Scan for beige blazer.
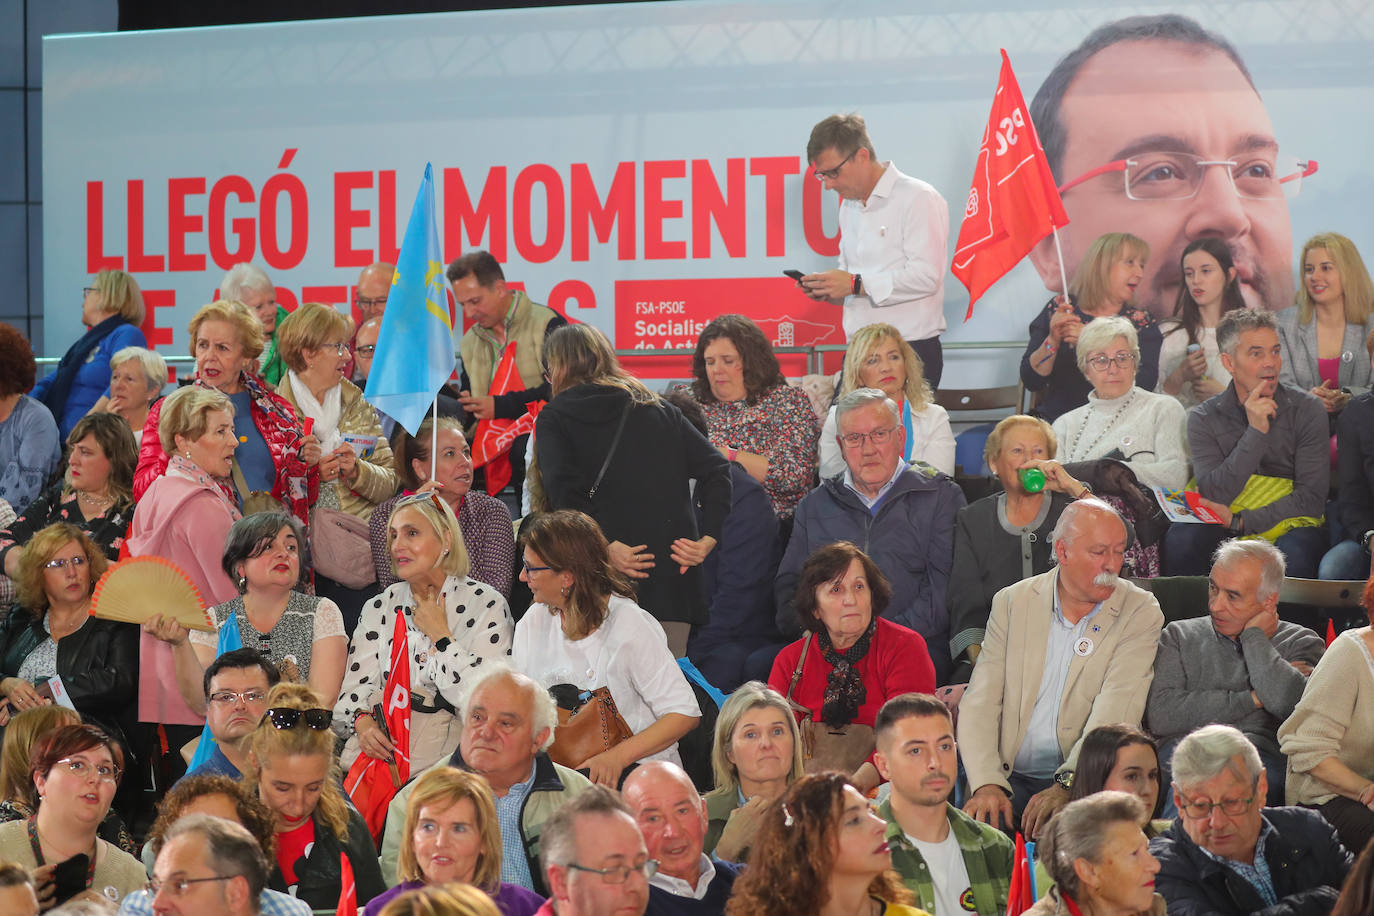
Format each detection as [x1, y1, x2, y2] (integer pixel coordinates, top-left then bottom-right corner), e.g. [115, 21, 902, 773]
[957, 569, 1164, 794]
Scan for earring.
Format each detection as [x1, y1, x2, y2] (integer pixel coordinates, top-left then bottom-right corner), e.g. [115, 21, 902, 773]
[560, 586, 569, 598]
[237, 575, 247, 591]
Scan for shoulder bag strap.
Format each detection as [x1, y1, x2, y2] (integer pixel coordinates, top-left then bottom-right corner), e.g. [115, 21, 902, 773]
[587, 400, 633, 500]
[785, 631, 814, 702]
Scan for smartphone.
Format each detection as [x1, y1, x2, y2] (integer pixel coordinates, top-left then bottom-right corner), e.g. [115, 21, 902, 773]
[782, 269, 805, 281]
[52, 853, 90, 903]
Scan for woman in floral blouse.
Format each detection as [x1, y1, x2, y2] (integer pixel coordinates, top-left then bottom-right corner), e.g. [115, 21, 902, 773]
[684, 314, 820, 521]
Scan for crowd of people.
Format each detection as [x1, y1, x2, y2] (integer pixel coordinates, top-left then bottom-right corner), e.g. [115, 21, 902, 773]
[5, 12, 1374, 915]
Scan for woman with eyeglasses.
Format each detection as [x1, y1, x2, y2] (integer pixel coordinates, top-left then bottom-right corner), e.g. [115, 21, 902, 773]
[250, 682, 385, 910]
[1049, 316, 1188, 492]
[818, 324, 955, 479]
[149, 511, 348, 716]
[364, 768, 543, 916]
[1021, 232, 1163, 423]
[337, 493, 513, 775]
[0, 525, 138, 756]
[0, 724, 145, 908]
[724, 772, 922, 916]
[133, 299, 314, 532]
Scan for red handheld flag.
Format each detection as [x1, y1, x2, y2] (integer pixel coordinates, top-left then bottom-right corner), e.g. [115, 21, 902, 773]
[952, 49, 1070, 318]
[1005, 831, 1035, 915]
[344, 611, 412, 843]
[471, 342, 542, 495]
[336, 852, 358, 916]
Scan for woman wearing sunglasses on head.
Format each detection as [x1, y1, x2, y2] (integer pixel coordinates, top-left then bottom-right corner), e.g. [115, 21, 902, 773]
[0, 724, 144, 908]
[249, 682, 385, 910]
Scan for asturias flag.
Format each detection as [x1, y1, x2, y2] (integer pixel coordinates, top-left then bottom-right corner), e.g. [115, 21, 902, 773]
[470, 342, 545, 496]
[185, 614, 244, 772]
[363, 163, 455, 435]
[343, 610, 412, 843]
[952, 49, 1069, 318]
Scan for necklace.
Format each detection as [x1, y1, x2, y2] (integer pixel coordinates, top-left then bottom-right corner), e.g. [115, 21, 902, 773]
[1070, 390, 1137, 461]
[76, 490, 113, 510]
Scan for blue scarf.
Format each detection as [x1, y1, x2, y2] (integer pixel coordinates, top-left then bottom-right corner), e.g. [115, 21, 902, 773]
[36, 313, 129, 417]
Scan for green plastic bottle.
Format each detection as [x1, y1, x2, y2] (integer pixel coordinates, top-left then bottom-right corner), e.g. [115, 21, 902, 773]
[1019, 467, 1046, 493]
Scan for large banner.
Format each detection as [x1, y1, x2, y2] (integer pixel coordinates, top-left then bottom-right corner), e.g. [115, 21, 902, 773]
[42, 0, 1374, 384]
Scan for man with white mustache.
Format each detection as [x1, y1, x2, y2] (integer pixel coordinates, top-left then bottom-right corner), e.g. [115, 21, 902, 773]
[959, 498, 1164, 840]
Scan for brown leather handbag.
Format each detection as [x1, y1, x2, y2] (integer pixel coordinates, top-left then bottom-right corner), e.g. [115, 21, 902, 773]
[785, 632, 875, 775]
[547, 685, 634, 769]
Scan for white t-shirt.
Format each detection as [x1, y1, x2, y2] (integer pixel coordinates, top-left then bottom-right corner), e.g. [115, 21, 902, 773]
[909, 829, 974, 915]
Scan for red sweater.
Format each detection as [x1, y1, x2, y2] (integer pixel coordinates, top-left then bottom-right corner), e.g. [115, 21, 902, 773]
[768, 616, 936, 729]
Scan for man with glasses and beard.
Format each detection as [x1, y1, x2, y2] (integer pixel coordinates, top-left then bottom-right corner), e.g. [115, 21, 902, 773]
[958, 499, 1163, 839]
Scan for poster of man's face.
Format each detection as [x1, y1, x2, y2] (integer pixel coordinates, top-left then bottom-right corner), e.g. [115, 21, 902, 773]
[1027, 16, 1303, 320]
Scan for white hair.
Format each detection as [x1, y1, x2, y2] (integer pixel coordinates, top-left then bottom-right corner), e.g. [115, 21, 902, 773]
[1212, 538, 1286, 601]
[459, 665, 558, 752]
[1049, 497, 1124, 556]
[1171, 724, 1263, 789]
[219, 263, 273, 300]
[1075, 315, 1141, 374]
[835, 387, 900, 426]
[110, 345, 168, 394]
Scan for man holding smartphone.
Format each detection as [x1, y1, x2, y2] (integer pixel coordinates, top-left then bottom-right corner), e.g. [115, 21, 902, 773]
[802, 113, 950, 386]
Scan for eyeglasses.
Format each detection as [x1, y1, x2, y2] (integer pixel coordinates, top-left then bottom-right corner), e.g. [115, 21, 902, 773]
[838, 426, 898, 449]
[208, 690, 267, 707]
[43, 556, 87, 570]
[355, 294, 389, 311]
[1057, 151, 1318, 201]
[148, 875, 236, 898]
[82, 287, 97, 298]
[522, 560, 552, 574]
[54, 756, 121, 783]
[320, 342, 350, 356]
[260, 707, 332, 731]
[356, 345, 377, 357]
[564, 859, 658, 884]
[1177, 790, 1256, 819]
[1084, 352, 1139, 372]
[813, 149, 857, 182]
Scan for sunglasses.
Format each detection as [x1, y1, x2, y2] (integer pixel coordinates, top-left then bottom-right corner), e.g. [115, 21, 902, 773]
[260, 707, 332, 731]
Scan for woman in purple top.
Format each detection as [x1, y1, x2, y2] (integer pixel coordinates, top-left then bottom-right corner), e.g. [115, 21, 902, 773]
[365, 767, 543, 916]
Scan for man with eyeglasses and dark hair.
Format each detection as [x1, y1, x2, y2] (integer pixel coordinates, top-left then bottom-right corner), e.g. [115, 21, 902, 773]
[345, 262, 395, 382]
[1150, 724, 1351, 915]
[774, 388, 965, 683]
[180, 649, 281, 784]
[800, 113, 949, 387]
[535, 784, 653, 916]
[1027, 14, 1312, 321]
[148, 814, 273, 916]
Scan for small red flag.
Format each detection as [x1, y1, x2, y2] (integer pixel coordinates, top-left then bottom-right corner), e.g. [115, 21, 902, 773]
[952, 49, 1070, 318]
[1327, 616, 1337, 647]
[470, 342, 543, 496]
[1005, 831, 1035, 915]
[336, 852, 358, 916]
[344, 611, 412, 843]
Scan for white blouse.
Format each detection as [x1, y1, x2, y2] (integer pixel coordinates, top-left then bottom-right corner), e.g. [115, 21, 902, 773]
[1156, 321, 1232, 409]
[512, 594, 701, 766]
[818, 399, 957, 479]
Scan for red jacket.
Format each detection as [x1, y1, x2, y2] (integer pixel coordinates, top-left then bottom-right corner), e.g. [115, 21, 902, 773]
[134, 373, 316, 527]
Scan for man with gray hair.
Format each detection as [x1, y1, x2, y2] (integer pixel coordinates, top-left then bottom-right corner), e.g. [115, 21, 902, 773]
[1151, 724, 1351, 915]
[381, 665, 591, 893]
[220, 263, 285, 386]
[1165, 308, 1329, 578]
[775, 387, 965, 681]
[959, 498, 1163, 838]
[1147, 539, 1323, 809]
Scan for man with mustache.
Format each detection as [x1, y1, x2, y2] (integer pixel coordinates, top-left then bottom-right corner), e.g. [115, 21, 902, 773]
[1028, 13, 1301, 320]
[874, 693, 1013, 916]
[1164, 309, 1329, 577]
[958, 499, 1164, 839]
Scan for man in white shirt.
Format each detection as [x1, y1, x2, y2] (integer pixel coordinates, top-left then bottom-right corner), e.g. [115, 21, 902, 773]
[802, 113, 950, 386]
[622, 762, 739, 915]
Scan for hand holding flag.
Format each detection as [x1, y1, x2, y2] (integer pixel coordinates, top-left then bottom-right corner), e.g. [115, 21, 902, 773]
[344, 610, 412, 843]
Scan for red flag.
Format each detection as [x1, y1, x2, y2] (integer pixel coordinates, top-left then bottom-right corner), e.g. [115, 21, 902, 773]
[336, 852, 358, 916]
[344, 611, 412, 843]
[952, 49, 1070, 318]
[470, 342, 543, 495]
[1005, 832, 1035, 915]
[1327, 616, 1337, 647]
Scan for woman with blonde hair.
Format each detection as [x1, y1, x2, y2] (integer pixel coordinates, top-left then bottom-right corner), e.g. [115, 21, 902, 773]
[336, 493, 512, 773]
[703, 681, 805, 860]
[378, 884, 503, 916]
[33, 269, 147, 437]
[133, 299, 314, 530]
[249, 681, 384, 909]
[819, 324, 955, 478]
[1277, 232, 1374, 415]
[364, 768, 542, 916]
[1021, 232, 1162, 422]
[535, 323, 730, 653]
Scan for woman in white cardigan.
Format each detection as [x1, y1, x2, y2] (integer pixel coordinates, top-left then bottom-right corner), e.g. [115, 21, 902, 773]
[1052, 316, 1189, 492]
[818, 323, 955, 478]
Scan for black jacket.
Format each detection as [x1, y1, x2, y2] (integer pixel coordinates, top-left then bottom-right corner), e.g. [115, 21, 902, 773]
[0, 607, 138, 752]
[1149, 806, 1351, 916]
[536, 384, 731, 626]
[269, 806, 386, 910]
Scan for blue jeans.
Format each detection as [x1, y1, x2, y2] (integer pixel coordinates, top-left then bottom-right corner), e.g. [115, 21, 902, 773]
[1164, 522, 1328, 578]
[1320, 539, 1370, 580]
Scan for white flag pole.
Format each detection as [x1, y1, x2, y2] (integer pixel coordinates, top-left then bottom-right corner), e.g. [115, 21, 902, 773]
[430, 397, 439, 483]
[1051, 224, 1070, 299]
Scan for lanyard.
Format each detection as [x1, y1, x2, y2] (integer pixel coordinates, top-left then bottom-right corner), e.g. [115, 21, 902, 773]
[27, 816, 96, 891]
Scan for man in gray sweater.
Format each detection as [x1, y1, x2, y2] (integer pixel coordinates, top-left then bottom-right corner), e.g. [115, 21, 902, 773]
[1147, 538, 1324, 810]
